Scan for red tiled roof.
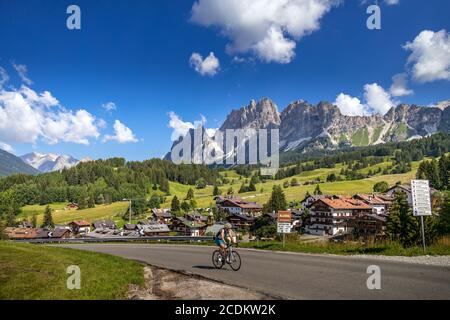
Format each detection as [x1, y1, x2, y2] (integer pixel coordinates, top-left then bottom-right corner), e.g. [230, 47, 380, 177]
[318, 198, 372, 210]
[354, 194, 394, 205]
[70, 220, 91, 227]
[222, 199, 263, 209]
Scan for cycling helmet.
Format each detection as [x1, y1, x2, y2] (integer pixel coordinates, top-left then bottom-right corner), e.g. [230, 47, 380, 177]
[224, 223, 232, 229]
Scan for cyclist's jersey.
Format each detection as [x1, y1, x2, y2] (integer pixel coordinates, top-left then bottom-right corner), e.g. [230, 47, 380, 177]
[215, 228, 229, 240]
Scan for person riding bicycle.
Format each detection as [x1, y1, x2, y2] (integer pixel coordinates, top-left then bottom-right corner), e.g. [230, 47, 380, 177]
[215, 223, 235, 262]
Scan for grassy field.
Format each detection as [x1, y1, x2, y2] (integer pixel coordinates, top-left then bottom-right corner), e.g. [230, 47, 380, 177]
[17, 157, 420, 224]
[20, 202, 129, 226]
[0, 241, 143, 300]
[161, 159, 419, 208]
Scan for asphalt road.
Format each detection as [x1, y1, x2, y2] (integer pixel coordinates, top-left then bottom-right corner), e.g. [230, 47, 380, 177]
[61, 244, 450, 299]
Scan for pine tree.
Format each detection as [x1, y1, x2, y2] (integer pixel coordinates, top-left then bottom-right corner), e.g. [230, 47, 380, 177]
[42, 205, 54, 228]
[386, 192, 419, 247]
[263, 185, 287, 213]
[31, 214, 37, 228]
[77, 191, 88, 210]
[213, 185, 221, 196]
[88, 194, 95, 208]
[185, 188, 194, 200]
[314, 184, 323, 195]
[171, 195, 180, 212]
[437, 193, 450, 235]
[6, 207, 16, 227]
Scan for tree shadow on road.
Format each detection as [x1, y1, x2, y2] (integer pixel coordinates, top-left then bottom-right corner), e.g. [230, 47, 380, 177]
[192, 265, 230, 271]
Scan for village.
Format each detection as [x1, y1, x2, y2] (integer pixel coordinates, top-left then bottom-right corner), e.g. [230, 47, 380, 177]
[4, 183, 431, 243]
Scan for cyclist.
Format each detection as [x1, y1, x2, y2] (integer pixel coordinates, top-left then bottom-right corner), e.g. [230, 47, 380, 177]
[215, 223, 235, 262]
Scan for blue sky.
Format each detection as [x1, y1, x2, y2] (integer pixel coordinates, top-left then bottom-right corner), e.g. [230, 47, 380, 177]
[0, 0, 449, 160]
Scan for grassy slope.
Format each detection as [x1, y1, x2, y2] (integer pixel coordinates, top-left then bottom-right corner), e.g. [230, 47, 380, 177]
[18, 158, 420, 223]
[0, 242, 143, 300]
[20, 202, 129, 225]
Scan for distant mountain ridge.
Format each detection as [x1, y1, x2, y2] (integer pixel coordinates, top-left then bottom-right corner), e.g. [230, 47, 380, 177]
[167, 97, 450, 161]
[20, 152, 90, 172]
[0, 149, 40, 177]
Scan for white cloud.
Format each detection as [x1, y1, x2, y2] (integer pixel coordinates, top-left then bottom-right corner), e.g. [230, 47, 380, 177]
[404, 29, 450, 83]
[334, 83, 395, 117]
[364, 83, 395, 115]
[334, 93, 367, 116]
[190, 0, 338, 64]
[19, 85, 59, 107]
[0, 87, 101, 147]
[0, 67, 9, 89]
[253, 26, 296, 63]
[385, 0, 399, 5]
[168, 112, 217, 141]
[102, 102, 117, 112]
[189, 52, 220, 76]
[390, 73, 413, 97]
[12, 62, 33, 85]
[168, 112, 195, 141]
[0, 142, 14, 153]
[103, 120, 138, 144]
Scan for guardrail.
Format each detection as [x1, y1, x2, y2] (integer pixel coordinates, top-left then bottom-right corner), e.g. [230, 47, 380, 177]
[13, 236, 215, 244]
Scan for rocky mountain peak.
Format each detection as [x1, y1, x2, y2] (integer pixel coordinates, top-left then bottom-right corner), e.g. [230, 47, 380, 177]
[220, 98, 281, 130]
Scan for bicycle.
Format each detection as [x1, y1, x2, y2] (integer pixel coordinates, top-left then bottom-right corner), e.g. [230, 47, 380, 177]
[212, 242, 241, 271]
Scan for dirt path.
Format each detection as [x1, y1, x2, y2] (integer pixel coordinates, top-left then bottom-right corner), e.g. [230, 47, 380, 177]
[128, 265, 272, 300]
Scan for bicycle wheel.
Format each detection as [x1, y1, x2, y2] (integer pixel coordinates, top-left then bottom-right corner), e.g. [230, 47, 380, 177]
[212, 250, 225, 269]
[228, 251, 241, 271]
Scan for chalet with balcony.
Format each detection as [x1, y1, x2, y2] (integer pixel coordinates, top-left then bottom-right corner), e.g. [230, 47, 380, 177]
[306, 197, 372, 236]
[216, 196, 263, 217]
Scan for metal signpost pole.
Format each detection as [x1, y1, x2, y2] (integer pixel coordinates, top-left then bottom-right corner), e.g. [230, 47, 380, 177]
[420, 215, 426, 253]
[129, 199, 132, 224]
[411, 180, 432, 253]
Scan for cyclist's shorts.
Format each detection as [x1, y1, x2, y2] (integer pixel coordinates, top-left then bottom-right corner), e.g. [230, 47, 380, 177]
[215, 238, 225, 246]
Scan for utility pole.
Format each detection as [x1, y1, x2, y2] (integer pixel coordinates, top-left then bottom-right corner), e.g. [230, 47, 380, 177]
[420, 215, 426, 253]
[129, 199, 132, 224]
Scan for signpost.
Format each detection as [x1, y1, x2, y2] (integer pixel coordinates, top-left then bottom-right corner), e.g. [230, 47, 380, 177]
[277, 211, 292, 248]
[411, 180, 432, 252]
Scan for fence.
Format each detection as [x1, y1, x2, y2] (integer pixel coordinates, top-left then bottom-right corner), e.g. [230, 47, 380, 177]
[13, 236, 214, 244]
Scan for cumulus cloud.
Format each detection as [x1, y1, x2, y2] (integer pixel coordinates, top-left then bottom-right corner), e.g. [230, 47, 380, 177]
[334, 93, 367, 116]
[189, 52, 220, 76]
[103, 120, 138, 144]
[12, 62, 33, 85]
[190, 0, 337, 64]
[0, 67, 9, 89]
[390, 73, 414, 97]
[0, 141, 14, 153]
[168, 112, 216, 141]
[404, 29, 450, 83]
[364, 83, 395, 115]
[102, 102, 117, 112]
[0, 86, 101, 147]
[168, 112, 195, 141]
[335, 83, 395, 116]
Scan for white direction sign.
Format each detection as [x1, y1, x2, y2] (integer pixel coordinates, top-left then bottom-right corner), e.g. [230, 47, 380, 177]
[277, 222, 291, 234]
[411, 180, 432, 216]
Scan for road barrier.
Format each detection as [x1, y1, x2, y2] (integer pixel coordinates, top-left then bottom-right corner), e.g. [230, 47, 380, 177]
[13, 236, 214, 244]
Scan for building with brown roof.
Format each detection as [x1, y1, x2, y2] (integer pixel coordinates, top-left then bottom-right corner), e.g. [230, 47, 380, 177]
[69, 220, 91, 235]
[217, 197, 263, 217]
[306, 197, 372, 236]
[352, 193, 394, 215]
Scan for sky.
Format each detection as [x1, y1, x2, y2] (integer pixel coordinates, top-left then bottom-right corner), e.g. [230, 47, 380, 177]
[0, 0, 449, 161]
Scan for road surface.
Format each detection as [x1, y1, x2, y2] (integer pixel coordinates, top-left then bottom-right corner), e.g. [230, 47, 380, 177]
[61, 244, 450, 299]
